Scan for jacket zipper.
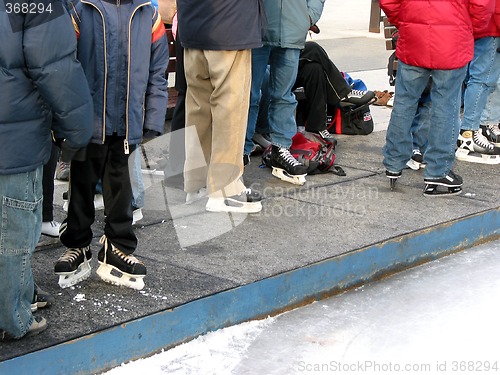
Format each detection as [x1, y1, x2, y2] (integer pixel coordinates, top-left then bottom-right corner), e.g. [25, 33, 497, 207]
[124, 2, 149, 154]
[81, 0, 108, 145]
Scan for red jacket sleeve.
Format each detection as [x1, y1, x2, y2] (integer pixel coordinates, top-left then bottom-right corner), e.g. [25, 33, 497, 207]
[469, 0, 495, 36]
[380, 0, 401, 29]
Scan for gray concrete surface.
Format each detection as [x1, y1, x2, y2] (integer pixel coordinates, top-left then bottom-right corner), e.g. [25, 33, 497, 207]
[2, 128, 498, 365]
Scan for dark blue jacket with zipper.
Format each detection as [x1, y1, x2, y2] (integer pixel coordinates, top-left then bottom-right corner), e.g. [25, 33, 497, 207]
[67, 0, 169, 149]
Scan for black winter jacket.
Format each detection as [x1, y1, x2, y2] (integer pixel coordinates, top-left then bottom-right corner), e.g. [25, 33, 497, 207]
[177, 0, 265, 51]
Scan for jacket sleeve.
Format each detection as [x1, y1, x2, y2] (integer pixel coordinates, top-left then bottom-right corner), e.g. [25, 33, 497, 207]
[379, 0, 401, 29]
[23, 2, 93, 149]
[307, 0, 325, 26]
[144, 8, 169, 135]
[493, 0, 500, 34]
[469, 0, 495, 36]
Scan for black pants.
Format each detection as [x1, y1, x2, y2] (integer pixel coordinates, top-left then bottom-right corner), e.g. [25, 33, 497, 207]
[42, 143, 59, 222]
[294, 41, 351, 132]
[60, 135, 137, 254]
[167, 27, 187, 177]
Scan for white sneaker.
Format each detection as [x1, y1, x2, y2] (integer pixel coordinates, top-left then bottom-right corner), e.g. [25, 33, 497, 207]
[185, 187, 207, 204]
[41, 220, 61, 237]
[132, 208, 143, 225]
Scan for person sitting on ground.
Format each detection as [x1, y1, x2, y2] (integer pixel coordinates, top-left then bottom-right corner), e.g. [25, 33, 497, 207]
[293, 41, 375, 145]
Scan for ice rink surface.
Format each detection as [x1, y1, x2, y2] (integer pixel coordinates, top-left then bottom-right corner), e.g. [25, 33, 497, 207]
[106, 239, 500, 375]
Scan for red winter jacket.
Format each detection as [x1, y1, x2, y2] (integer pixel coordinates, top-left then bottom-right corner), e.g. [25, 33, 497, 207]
[475, 0, 500, 38]
[380, 0, 495, 70]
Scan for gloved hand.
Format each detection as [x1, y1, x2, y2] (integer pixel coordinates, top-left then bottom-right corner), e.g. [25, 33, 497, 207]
[60, 141, 87, 162]
[143, 129, 161, 140]
[309, 24, 320, 34]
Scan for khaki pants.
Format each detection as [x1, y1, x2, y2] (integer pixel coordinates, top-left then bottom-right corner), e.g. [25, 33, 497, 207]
[183, 49, 251, 197]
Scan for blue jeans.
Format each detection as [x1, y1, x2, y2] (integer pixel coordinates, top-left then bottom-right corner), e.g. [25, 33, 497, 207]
[245, 46, 300, 154]
[384, 61, 466, 178]
[411, 88, 431, 152]
[130, 148, 144, 210]
[0, 166, 43, 338]
[481, 74, 500, 126]
[462, 37, 500, 131]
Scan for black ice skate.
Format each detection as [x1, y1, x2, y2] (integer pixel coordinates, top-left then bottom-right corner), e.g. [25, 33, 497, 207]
[339, 89, 376, 107]
[481, 124, 500, 146]
[386, 170, 401, 191]
[97, 235, 146, 290]
[456, 130, 500, 164]
[406, 149, 425, 170]
[54, 246, 92, 288]
[270, 145, 308, 185]
[423, 170, 463, 197]
[316, 129, 338, 147]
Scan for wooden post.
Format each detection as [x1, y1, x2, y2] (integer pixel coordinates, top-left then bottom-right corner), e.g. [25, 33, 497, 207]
[369, 0, 381, 33]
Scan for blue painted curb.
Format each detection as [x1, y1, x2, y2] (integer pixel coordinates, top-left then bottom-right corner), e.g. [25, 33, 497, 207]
[1, 208, 498, 375]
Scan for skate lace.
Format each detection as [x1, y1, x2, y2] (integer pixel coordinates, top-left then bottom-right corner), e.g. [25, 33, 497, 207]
[349, 89, 367, 98]
[279, 148, 300, 166]
[99, 235, 142, 266]
[473, 131, 494, 150]
[318, 129, 333, 138]
[60, 248, 85, 262]
[487, 124, 500, 136]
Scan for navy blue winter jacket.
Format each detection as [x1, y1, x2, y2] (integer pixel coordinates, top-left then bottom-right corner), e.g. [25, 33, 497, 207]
[67, 0, 169, 148]
[0, 4, 93, 175]
[177, 0, 264, 51]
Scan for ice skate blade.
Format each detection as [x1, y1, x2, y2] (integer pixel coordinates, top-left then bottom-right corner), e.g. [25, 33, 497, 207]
[389, 178, 398, 191]
[97, 262, 145, 290]
[406, 159, 425, 170]
[56, 261, 92, 289]
[455, 149, 500, 164]
[423, 185, 462, 197]
[271, 168, 306, 185]
[205, 198, 262, 214]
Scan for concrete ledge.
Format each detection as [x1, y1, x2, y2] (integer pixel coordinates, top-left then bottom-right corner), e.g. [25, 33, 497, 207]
[2, 208, 498, 375]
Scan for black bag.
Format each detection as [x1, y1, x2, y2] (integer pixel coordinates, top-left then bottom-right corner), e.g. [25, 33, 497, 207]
[326, 102, 375, 135]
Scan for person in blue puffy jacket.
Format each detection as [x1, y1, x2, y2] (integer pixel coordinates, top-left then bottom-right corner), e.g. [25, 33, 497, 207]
[0, 5, 93, 340]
